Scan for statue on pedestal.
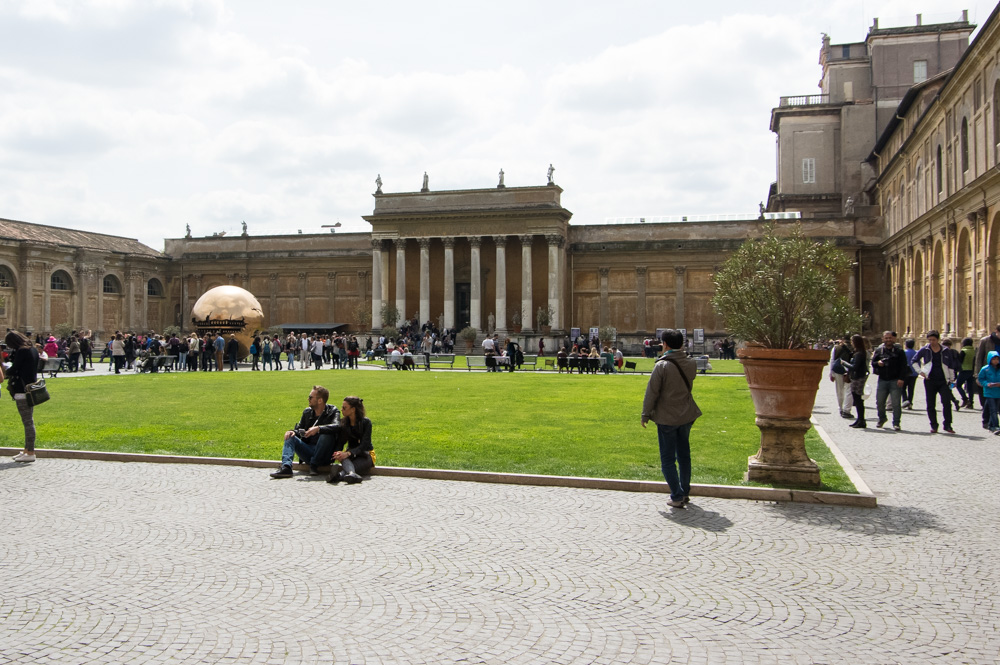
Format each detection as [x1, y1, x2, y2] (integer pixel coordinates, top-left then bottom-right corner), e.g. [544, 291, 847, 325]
[497, 169, 505, 188]
[547, 164, 555, 185]
[375, 174, 383, 194]
[421, 172, 429, 192]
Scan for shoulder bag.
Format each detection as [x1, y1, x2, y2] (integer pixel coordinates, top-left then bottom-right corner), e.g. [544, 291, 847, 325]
[25, 379, 50, 406]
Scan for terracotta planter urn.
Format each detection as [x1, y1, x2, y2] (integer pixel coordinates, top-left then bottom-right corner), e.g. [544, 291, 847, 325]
[737, 346, 830, 487]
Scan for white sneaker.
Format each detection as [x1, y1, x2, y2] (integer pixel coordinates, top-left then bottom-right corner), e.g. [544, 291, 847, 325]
[12, 452, 36, 463]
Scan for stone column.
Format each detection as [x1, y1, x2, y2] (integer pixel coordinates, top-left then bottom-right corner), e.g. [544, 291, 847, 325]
[241, 272, 250, 290]
[18, 253, 33, 332]
[96, 269, 105, 335]
[371, 239, 383, 329]
[124, 269, 135, 331]
[76, 265, 87, 330]
[327, 272, 337, 323]
[494, 235, 507, 332]
[394, 238, 406, 320]
[599, 267, 610, 327]
[674, 266, 686, 330]
[519, 235, 533, 332]
[546, 234, 562, 330]
[266, 273, 277, 328]
[470, 236, 482, 331]
[43, 263, 51, 330]
[443, 237, 455, 330]
[141, 272, 148, 332]
[977, 210, 988, 335]
[418, 237, 431, 325]
[297, 272, 307, 320]
[636, 266, 647, 332]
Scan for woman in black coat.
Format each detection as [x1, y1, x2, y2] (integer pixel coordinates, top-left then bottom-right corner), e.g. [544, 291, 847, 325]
[324, 396, 374, 484]
[841, 334, 870, 429]
[6, 330, 40, 462]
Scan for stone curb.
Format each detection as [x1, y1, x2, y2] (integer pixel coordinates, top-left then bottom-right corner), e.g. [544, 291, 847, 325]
[0, 447, 876, 508]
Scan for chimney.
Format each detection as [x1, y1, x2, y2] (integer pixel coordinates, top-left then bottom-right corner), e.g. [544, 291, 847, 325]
[873, 17, 879, 30]
[963, 9, 969, 22]
[916, 14, 922, 26]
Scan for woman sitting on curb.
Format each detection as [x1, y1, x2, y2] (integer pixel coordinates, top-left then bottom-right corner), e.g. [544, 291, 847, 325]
[323, 396, 374, 484]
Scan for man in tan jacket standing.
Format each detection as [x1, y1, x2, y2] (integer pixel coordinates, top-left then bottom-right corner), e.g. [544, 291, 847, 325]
[641, 329, 703, 508]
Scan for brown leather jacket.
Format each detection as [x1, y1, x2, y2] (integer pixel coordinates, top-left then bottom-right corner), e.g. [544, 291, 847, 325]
[642, 352, 702, 426]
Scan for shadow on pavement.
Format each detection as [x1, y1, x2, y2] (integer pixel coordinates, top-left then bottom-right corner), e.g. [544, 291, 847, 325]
[765, 501, 947, 536]
[659, 505, 734, 532]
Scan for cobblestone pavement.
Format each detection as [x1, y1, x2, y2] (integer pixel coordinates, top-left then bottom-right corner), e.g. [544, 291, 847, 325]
[2, 385, 998, 664]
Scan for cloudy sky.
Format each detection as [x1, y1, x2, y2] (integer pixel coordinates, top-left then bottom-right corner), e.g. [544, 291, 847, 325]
[0, 0, 987, 251]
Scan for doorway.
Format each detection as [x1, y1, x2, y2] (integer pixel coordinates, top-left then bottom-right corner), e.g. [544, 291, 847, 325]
[456, 282, 470, 329]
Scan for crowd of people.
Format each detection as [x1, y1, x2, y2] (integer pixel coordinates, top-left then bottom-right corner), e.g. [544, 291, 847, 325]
[828, 327, 1000, 434]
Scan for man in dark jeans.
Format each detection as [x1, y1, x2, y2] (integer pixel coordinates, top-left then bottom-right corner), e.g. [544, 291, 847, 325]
[270, 385, 341, 478]
[912, 330, 959, 434]
[871, 330, 909, 431]
[641, 329, 702, 508]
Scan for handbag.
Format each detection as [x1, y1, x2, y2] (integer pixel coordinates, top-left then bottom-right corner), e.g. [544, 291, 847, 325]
[25, 379, 50, 406]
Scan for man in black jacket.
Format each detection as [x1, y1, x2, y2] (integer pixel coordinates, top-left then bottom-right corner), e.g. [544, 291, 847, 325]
[871, 330, 909, 430]
[270, 385, 341, 478]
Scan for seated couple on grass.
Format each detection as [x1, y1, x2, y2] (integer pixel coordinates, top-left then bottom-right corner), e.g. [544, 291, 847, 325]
[269, 385, 374, 484]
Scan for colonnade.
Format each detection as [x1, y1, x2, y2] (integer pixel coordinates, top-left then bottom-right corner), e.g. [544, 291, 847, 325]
[886, 209, 999, 340]
[371, 233, 565, 332]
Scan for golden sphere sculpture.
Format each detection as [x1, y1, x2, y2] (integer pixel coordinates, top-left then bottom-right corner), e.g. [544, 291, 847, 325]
[190, 285, 265, 360]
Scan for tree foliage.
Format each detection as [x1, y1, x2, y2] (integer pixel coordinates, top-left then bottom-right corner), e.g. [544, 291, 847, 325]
[711, 224, 862, 349]
[380, 303, 400, 328]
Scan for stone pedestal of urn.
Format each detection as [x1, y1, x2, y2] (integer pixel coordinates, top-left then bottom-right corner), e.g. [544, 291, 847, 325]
[738, 347, 829, 487]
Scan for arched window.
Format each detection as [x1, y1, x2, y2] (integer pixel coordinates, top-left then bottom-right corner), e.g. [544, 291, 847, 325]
[147, 278, 163, 297]
[961, 117, 969, 174]
[936, 145, 943, 194]
[0, 265, 13, 288]
[103, 275, 121, 294]
[50, 270, 71, 291]
[915, 161, 925, 216]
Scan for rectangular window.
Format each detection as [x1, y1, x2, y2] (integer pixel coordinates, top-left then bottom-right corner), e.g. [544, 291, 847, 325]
[842, 45, 850, 58]
[802, 158, 816, 184]
[914, 60, 927, 83]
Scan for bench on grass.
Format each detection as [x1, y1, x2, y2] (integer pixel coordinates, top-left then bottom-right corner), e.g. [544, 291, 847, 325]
[520, 354, 537, 370]
[38, 357, 66, 378]
[426, 354, 456, 369]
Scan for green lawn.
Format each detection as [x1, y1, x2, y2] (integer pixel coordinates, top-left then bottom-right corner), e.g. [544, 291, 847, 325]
[5, 366, 851, 492]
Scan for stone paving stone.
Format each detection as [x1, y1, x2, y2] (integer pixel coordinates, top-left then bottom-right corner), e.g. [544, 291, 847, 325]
[1, 381, 999, 663]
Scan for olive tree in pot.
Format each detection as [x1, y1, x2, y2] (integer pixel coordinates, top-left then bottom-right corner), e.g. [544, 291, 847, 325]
[458, 326, 478, 351]
[711, 224, 861, 487]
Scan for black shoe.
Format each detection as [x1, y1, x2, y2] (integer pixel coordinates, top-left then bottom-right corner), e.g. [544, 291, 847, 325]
[840, 411, 853, 419]
[270, 465, 293, 479]
[343, 472, 362, 484]
[877, 419, 887, 429]
[849, 421, 867, 428]
[944, 427, 955, 434]
[326, 471, 343, 484]
[308, 465, 320, 476]
[682, 495, 691, 504]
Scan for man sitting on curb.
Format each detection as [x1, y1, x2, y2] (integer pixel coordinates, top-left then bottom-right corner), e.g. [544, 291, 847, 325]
[270, 385, 341, 478]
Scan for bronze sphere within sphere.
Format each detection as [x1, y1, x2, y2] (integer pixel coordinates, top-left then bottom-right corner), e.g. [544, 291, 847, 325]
[190, 285, 265, 359]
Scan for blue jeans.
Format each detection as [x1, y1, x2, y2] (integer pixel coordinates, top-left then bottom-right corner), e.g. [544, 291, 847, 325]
[875, 378, 902, 426]
[228, 352, 238, 370]
[986, 397, 1000, 431]
[280, 434, 336, 468]
[656, 422, 693, 501]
